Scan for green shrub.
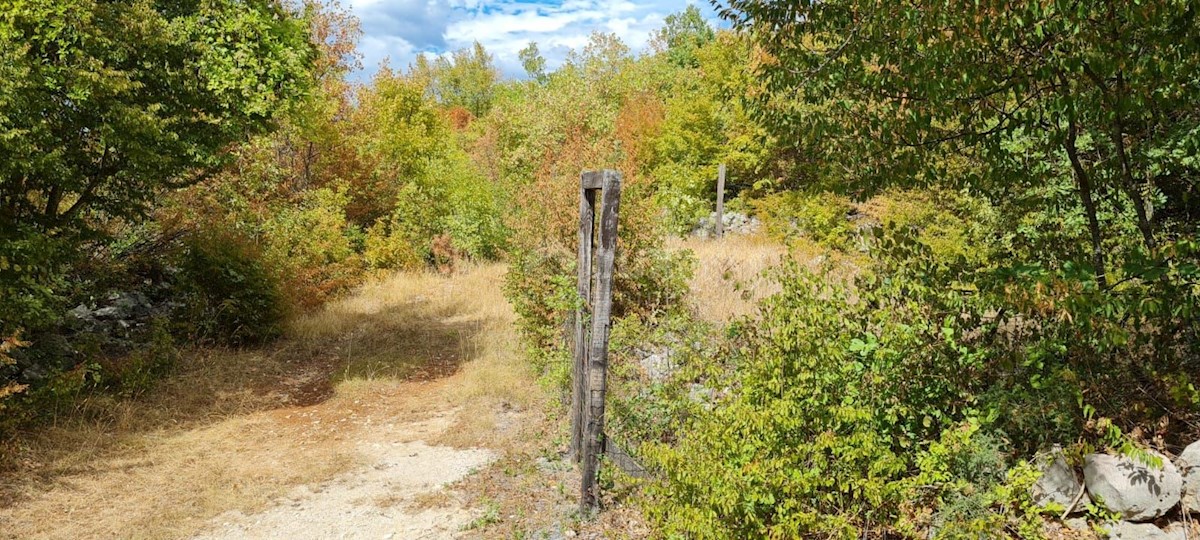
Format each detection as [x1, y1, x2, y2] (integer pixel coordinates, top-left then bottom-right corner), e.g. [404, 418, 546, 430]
[503, 247, 578, 378]
[0, 225, 71, 337]
[752, 190, 856, 248]
[436, 151, 510, 260]
[637, 239, 1072, 537]
[896, 422, 1044, 539]
[260, 185, 364, 309]
[363, 220, 425, 270]
[177, 230, 285, 346]
[653, 162, 715, 234]
[862, 191, 998, 268]
[0, 359, 100, 435]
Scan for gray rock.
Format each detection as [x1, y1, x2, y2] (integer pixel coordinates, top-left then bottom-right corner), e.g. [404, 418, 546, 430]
[1177, 440, 1200, 513]
[1084, 451, 1182, 521]
[1064, 517, 1089, 532]
[68, 304, 93, 319]
[1104, 521, 1186, 540]
[639, 350, 674, 383]
[1162, 523, 1193, 540]
[92, 306, 123, 319]
[687, 383, 715, 406]
[691, 212, 760, 238]
[1032, 448, 1089, 513]
[112, 291, 149, 311]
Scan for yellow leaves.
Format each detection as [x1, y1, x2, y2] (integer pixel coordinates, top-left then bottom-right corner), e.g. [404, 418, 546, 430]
[0, 333, 30, 404]
[0, 381, 28, 400]
[1, 333, 29, 367]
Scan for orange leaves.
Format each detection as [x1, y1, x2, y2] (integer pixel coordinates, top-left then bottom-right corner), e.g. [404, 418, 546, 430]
[615, 91, 665, 176]
[1, 333, 28, 368]
[445, 106, 474, 131]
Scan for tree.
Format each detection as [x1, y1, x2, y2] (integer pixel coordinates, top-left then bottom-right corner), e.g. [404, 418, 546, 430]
[417, 41, 499, 118]
[348, 65, 454, 224]
[0, 0, 315, 236]
[720, 0, 1200, 285]
[653, 5, 715, 68]
[0, 0, 315, 334]
[519, 41, 547, 83]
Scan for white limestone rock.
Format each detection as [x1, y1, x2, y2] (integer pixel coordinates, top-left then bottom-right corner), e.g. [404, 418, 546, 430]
[1032, 448, 1089, 513]
[1084, 451, 1182, 522]
[1103, 521, 1183, 540]
[1176, 440, 1200, 513]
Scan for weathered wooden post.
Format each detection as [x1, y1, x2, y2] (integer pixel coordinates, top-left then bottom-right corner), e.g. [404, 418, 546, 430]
[570, 176, 596, 462]
[715, 163, 726, 238]
[570, 169, 621, 512]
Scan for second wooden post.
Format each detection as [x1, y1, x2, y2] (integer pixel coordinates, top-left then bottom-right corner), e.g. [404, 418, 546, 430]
[715, 163, 726, 238]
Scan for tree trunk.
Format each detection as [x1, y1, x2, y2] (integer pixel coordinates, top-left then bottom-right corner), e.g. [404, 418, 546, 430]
[1064, 117, 1108, 289]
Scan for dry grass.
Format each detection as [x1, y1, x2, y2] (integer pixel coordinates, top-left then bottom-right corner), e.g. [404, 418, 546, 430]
[671, 233, 862, 323]
[669, 234, 787, 325]
[0, 263, 543, 540]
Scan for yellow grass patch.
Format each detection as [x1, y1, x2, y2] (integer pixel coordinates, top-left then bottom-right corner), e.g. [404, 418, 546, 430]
[671, 233, 864, 325]
[669, 234, 787, 324]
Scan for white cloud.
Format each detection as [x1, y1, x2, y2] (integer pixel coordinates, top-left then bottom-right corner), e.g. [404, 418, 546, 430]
[344, 0, 720, 80]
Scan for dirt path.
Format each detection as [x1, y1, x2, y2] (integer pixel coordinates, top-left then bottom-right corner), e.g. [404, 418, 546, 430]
[0, 265, 547, 540]
[194, 409, 494, 540]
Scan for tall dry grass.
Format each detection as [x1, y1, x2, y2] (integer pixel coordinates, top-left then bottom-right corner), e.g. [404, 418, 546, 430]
[672, 233, 865, 325]
[670, 234, 787, 325]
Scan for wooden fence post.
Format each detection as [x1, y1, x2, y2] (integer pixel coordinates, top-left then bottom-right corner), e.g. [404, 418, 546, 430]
[570, 176, 597, 462]
[715, 163, 726, 238]
[575, 170, 620, 512]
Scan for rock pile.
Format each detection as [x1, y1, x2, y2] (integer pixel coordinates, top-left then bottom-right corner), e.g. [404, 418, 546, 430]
[692, 211, 761, 238]
[1036, 441, 1200, 539]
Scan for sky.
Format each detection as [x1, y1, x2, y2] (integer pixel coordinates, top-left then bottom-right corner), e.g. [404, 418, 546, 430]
[344, 0, 721, 81]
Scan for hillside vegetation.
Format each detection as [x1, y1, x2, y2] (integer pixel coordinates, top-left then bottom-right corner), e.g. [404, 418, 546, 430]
[2, 0, 1199, 538]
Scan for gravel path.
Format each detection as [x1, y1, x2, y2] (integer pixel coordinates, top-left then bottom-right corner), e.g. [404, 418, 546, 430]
[193, 412, 495, 540]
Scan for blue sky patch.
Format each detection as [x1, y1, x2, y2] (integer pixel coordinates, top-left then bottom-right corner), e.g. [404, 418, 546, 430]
[345, 0, 720, 80]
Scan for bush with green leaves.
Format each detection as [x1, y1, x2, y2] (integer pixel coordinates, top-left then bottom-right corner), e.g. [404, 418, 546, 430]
[503, 221, 694, 389]
[0, 226, 71, 337]
[752, 191, 856, 248]
[259, 185, 364, 309]
[176, 230, 285, 346]
[637, 263, 1029, 537]
[637, 203, 1200, 536]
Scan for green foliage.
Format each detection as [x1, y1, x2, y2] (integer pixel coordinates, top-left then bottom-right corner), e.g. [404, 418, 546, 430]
[654, 5, 716, 68]
[896, 423, 1044, 539]
[644, 28, 777, 233]
[0, 360, 99, 434]
[723, 0, 1200, 283]
[177, 230, 285, 346]
[866, 191, 1000, 268]
[752, 191, 855, 248]
[0, 0, 315, 386]
[0, 0, 314, 234]
[503, 249, 577, 373]
[518, 42, 547, 83]
[652, 162, 714, 233]
[259, 185, 363, 308]
[437, 154, 509, 260]
[0, 226, 71, 336]
[411, 41, 498, 118]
